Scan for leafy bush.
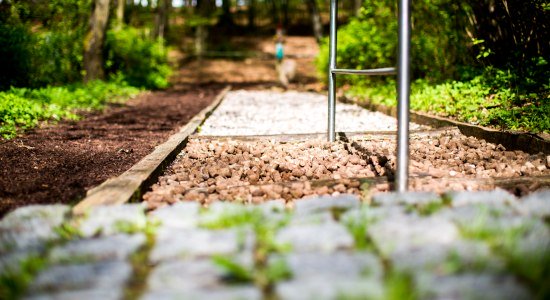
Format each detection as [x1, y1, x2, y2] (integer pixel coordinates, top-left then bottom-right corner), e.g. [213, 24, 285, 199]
[347, 67, 550, 133]
[106, 26, 171, 89]
[0, 22, 34, 90]
[316, 0, 470, 83]
[0, 80, 140, 139]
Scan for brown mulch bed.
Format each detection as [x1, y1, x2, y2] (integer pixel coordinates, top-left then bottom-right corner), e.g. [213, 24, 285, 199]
[0, 83, 225, 217]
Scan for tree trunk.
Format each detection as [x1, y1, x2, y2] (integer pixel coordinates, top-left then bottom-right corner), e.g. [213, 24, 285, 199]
[116, 0, 124, 26]
[196, 0, 215, 58]
[354, 0, 362, 17]
[282, 0, 289, 29]
[153, 0, 170, 40]
[219, 0, 233, 27]
[270, 0, 279, 26]
[306, 0, 323, 43]
[247, 0, 255, 30]
[83, 0, 110, 82]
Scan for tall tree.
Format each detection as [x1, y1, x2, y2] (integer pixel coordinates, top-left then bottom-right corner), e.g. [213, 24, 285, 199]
[219, 0, 233, 27]
[196, 0, 215, 58]
[354, 0, 363, 16]
[306, 0, 323, 43]
[248, 0, 256, 30]
[116, 0, 124, 26]
[83, 0, 110, 82]
[153, 0, 170, 39]
[281, 0, 289, 29]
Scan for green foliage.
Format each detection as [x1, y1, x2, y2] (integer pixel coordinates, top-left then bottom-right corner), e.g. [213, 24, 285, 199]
[0, 256, 47, 300]
[316, 0, 470, 83]
[347, 66, 550, 133]
[0, 0, 91, 88]
[385, 271, 417, 300]
[0, 80, 140, 139]
[213, 255, 255, 283]
[106, 26, 171, 90]
[0, 22, 33, 89]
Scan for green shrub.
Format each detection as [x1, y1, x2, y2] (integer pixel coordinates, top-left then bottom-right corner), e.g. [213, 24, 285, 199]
[106, 26, 171, 89]
[316, 0, 470, 83]
[0, 22, 34, 90]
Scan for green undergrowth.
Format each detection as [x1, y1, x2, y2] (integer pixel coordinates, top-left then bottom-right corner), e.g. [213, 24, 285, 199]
[0, 78, 140, 139]
[344, 67, 550, 134]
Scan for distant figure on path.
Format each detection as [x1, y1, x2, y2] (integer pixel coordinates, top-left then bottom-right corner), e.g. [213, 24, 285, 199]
[275, 24, 296, 87]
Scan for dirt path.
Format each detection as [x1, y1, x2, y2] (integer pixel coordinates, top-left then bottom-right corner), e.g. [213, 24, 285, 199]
[0, 84, 225, 216]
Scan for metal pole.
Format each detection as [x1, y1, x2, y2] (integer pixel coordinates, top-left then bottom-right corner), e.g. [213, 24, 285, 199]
[396, 0, 411, 192]
[327, 0, 338, 142]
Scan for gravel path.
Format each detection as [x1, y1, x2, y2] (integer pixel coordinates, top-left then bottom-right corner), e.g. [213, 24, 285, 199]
[199, 90, 427, 136]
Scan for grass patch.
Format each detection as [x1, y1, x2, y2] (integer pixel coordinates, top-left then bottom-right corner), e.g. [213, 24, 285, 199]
[346, 68, 550, 134]
[0, 79, 140, 139]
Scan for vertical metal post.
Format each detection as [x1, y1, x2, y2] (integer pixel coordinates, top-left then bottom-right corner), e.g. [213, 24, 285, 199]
[327, 0, 338, 142]
[396, 0, 411, 192]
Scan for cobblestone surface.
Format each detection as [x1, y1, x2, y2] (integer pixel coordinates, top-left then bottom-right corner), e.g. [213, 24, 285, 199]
[1, 190, 548, 299]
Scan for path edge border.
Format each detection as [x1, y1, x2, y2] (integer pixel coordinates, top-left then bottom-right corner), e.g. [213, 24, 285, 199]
[73, 86, 231, 215]
[342, 97, 550, 155]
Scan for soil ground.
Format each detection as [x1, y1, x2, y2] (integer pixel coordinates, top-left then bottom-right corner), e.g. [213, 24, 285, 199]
[0, 36, 320, 217]
[0, 84, 224, 216]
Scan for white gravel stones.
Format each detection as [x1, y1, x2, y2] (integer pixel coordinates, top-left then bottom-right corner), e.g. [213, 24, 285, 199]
[368, 215, 459, 257]
[0, 205, 69, 253]
[48, 234, 146, 263]
[28, 261, 132, 296]
[150, 228, 252, 263]
[415, 273, 531, 300]
[276, 222, 354, 253]
[277, 252, 385, 300]
[79, 204, 147, 237]
[199, 90, 425, 136]
[143, 259, 260, 300]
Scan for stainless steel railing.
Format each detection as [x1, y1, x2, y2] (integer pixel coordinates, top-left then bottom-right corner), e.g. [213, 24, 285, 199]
[327, 0, 411, 192]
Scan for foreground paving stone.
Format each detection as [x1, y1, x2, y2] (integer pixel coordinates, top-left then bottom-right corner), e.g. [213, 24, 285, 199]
[78, 204, 147, 237]
[415, 273, 531, 300]
[277, 252, 384, 300]
[150, 228, 252, 263]
[0, 205, 69, 253]
[368, 215, 459, 257]
[26, 289, 122, 300]
[144, 258, 260, 300]
[372, 192, 440, 206]
[149, 202, 200, 229]
[390, 240, 504, 274]
[28, 261, 132, 294]
[293, 194, 360, 215]
[48, 234, 146, 264]
[276, 222, 354, 253]
[445, 189, 516, 208]
[518, 189, 550, 217]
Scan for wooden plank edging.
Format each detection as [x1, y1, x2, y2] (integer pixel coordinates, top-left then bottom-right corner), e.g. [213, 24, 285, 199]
[343, 98, 550, 155]
[73, 86, 231, 215]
